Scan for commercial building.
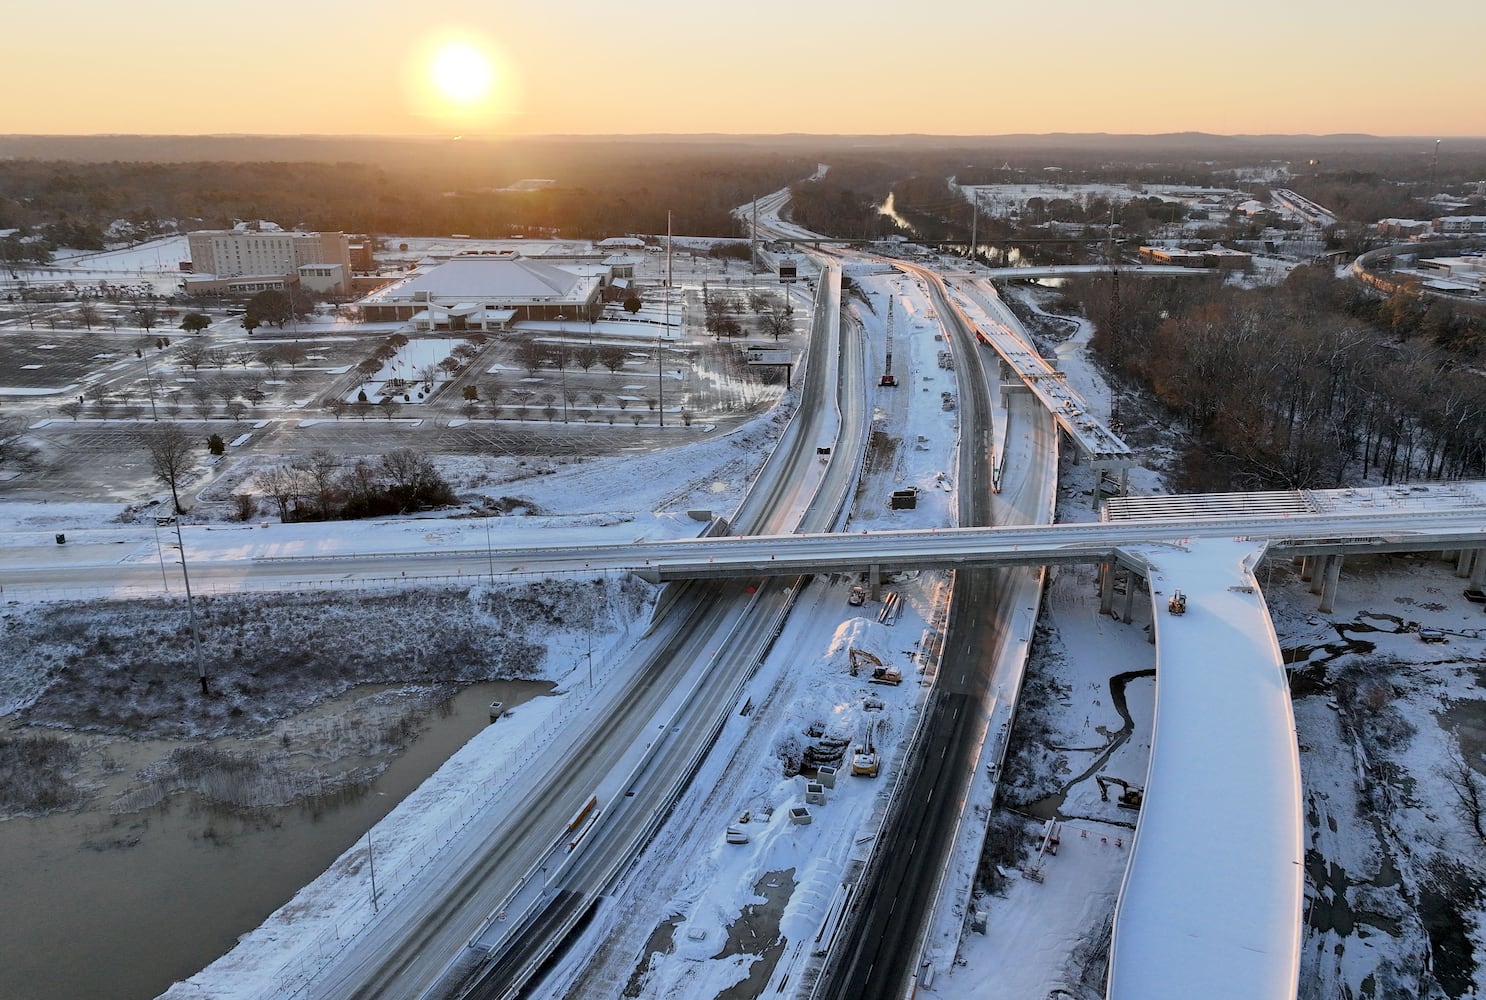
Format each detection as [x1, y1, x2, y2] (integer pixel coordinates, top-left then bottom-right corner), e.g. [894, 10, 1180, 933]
[184, 229, 353, 294]
[356, 251, 603, 330]
[1138, 245, 1251, 269]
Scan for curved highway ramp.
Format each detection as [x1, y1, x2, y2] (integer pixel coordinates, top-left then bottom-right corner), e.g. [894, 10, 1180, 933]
[1108, 538, 1303, 1000]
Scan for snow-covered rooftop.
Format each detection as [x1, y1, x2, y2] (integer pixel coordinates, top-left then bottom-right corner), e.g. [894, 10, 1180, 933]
[357, 253, 595, 306]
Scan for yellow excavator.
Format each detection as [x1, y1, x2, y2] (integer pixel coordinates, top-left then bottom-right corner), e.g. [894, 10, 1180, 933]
[848, 647, 902, 685]
[1096, 774, 1144, 810]
[851, 719, 880, 777]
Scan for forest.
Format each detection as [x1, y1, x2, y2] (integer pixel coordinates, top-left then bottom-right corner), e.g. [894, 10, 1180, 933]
[1054, 266, 1486, 491]
[0, 138, 816, 252]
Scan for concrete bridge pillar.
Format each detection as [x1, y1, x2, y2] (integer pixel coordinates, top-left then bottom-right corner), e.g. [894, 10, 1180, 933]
[1471, 550, 1486, 588]
[869, 563, 882, 601]
[1299, 556, 1314, 583]
[1099, 563, 1116, 615]
[1122, 570, 1138, 624]
[1456, 548, 1475, 578]
[1310, 556, 1329, 596]
[1319, 555, 1345, 614]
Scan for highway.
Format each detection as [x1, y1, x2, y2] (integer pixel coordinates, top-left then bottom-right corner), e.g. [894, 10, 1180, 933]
[818, 262, 1057, 999]
[286, 259, 860, 999]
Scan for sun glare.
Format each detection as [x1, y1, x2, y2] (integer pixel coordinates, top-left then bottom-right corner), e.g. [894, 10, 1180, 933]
[431, 41, 493, 106]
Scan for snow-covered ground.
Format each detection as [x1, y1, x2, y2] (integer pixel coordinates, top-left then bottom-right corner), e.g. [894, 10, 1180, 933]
[5, 215, 1484, 1000]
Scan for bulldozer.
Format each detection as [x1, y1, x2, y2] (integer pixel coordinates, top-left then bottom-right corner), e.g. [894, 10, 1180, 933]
[848, 647, 901, 685]
[851, 719, 880, 778]
[1167, 590, 1187, 615]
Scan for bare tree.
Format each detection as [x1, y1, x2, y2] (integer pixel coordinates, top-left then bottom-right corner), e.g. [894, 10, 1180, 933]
[324, 397, 348, 420]
[189, 385, 214, 419]
[761, 300, 793, 340]
[224, 400, 247, 422]
[276, 343, 308, 370]
[599, 346, 627, 373]
[0, 415, 38, 468]
[379, 397, 400, 420]
[206, 349, 229, 371]
[76, 302, 101, 330]
[258, 464, 304, 521]
[57, 400, 83, 421]
[142, 423, 196, 514]
[177, 340, 211, 372]
[1447, 749, 1486, 844]
[296, 449, 342, 518]
[515, 339, 547, 376]
[86, 384, 112, 413]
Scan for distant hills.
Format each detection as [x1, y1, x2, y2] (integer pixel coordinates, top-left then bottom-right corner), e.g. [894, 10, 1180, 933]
[1, 132, 1482, 165]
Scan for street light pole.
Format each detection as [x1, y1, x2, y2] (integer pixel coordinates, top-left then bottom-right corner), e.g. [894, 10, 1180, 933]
[171, 515, 209, 696]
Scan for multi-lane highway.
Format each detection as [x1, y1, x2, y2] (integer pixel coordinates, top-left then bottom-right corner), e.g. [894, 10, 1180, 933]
[275, 258, 863, 999]
[815, 263, 1058, 998]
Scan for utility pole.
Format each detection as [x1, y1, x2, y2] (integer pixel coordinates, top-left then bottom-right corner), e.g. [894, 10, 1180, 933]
[751, 197, 759, 273]
[969, 188, 979, 260]
[172, 515, 209, 696]
[1108, 205, 1122, 360]
[660, 210, 671, 428]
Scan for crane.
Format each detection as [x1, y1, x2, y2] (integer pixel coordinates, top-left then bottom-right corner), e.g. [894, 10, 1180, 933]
[880, 298, 897, 387]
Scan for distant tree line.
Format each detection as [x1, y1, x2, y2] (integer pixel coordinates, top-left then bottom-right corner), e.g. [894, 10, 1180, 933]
[0, 146, 814, 254]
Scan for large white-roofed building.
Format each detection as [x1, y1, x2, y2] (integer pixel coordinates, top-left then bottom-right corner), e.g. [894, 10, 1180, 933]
[356, 251, 603, 330]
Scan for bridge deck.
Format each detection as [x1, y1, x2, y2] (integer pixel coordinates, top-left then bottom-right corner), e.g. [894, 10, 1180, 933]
[1108, 539, 1302, 1000]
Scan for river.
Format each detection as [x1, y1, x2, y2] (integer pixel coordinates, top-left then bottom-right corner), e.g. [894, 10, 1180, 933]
[0, 678, 549, 1000]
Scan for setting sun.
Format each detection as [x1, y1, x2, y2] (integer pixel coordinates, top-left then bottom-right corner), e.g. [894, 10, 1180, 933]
[430, 41, 493, 105]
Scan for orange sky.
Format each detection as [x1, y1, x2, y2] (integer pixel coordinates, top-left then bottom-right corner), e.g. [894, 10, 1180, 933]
[5, 1, 1482, 137]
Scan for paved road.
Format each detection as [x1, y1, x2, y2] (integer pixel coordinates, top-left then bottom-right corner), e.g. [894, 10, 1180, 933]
[821, 265, 1056, 999]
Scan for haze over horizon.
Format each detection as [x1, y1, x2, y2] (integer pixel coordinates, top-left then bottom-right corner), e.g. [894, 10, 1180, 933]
[8, 0, 1484, 139]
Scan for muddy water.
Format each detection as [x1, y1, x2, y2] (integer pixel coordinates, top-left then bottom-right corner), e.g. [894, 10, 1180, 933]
[0, 678, 548, 1000]
[1026, 669, 1154, 821]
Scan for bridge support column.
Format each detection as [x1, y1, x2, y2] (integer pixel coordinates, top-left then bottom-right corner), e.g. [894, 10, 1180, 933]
[1122, 571, 1138, 624]
[1299, 556, 1314, 583]
[1310, 556, 1328, 596]
[1099, 563, 1116, 615]
[869, 563, 881, 601]
[1319, 555, 1344, 614]
[1471, 550, 1486, 588]
[1456, 549, 1475, 578]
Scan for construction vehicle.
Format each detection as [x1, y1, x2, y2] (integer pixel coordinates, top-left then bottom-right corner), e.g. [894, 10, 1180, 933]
[847, 647, 882, 676]
[1096, 775, 1144, 810]
[880, 299, 898, 387]
[848, 646, 901, 684]
[847, 584, 867, 606]
[1167, 590, 1187, 615]
[851, 719, 880, 777]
